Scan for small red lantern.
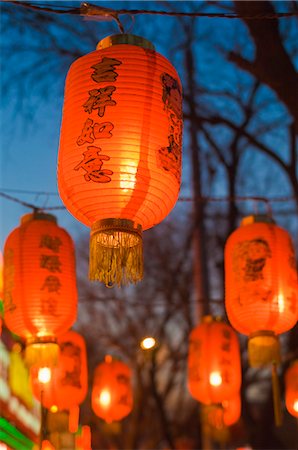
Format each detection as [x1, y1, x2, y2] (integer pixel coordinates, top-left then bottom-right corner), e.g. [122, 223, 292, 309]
[203, 393, 241, 431]
[3, 212, 77, 366]
[285, 360, 298, 418]
[92, 355, 133, 423]
[188, 316, 241, 405]
[225, 215, 298, 367]
[30, 330, 88, 416]
[221, 393, 241, 427]
[57, 33, 183, 287]
[0, 250, 3, 299]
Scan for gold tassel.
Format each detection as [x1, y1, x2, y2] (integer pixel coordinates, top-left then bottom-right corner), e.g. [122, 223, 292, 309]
[25, 338, 59, 368]
[89, 218, 143, 287]
[248, 331, 281, 367]
[272, 361, 283, 427]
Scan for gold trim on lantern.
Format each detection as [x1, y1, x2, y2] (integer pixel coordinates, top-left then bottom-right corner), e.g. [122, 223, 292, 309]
[241, 215, 275, 226]
[89, 218, 143, 287]
[97, 34, 155, 51]
[21, 212, 57, 225]
[248, 331, 281, 367]
[25, 336, 59, 368]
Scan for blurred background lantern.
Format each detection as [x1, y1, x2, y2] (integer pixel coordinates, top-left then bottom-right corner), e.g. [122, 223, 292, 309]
[225, 215, 298, 368]
[285, 360, 298, 418]
[57, 33, 183, 287]
[3, 212, 77, 365]
[92, 355, 133, 423]
[221, 392, 241, 427]
[188, 316, 241, 405]
[30, 330, 88, 432]
[3, 212, 77, 366]
[0, 250, 3, 335]
[0, 249, 3, 299]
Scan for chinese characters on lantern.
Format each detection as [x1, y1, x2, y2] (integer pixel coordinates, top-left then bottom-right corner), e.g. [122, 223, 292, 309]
[40, 234, 63, 317]
[188, 338, 203, 383]
[60, 340, 82, 389]
[220, 328, 232, 385]
[75, 57, 122, 183]
[158, 73, 183, 182]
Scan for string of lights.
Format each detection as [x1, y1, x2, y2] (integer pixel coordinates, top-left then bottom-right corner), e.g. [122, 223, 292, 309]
[6, 1, 298, 20]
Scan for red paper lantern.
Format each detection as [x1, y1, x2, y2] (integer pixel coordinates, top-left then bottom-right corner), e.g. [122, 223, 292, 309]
[0, 251, 3, 335]
[30, 330, 88, 413]
[3, 212, 77, 366]
[285, 360, 298, 418]
[188, 316, 241, 405]
[221, 393, 241, 426]
[92, 355, 133, 423]
[203, 393, 241, 431]
[57, 33, 183, 286]
[225, 215, 298, 367]
[0, 250, 3, 299]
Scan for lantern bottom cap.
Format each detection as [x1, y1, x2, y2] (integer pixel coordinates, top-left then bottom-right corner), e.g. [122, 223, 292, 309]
[25, 338, 59, 368]
[248, 331, 281, 367]
[89, 218, 143, 287]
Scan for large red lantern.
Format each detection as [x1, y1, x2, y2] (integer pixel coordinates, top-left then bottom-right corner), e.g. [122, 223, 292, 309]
[57, 33, 183, 287]
[285, 360, 298, 418]
[3, 212, 77, 366]
[30, 330, 88, 415]
[92, 355, 133, 423]
[225, 215, 298, 367]
[188, 316, 241, 405]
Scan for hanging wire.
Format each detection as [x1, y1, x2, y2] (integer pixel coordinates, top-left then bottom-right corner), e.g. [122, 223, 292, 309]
[0, 191, 64, 211]
[0, 190, 296, 215]
[5, 1, 298, 20]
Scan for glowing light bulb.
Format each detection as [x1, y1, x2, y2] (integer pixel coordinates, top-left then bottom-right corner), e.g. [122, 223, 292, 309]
[278, 294, 285, 313]
[209, 371, 222, 386]
[50, 405, 58, 413]
[99, 389, 111, 407]
[38, 367, 51, 384]
[140, 337, 156, 350]
[293, 400, 298, 412]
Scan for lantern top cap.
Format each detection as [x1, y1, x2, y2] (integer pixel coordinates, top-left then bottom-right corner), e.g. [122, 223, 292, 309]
[96, 34, 155, 51]
[21, 212, 57, 225]
[240, 214, 275, 227]
[105, 354, 112, 364]
[202, 315, 214, 324]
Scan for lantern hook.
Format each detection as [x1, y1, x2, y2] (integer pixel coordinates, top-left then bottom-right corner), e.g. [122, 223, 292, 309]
[80, 2, 125, 33]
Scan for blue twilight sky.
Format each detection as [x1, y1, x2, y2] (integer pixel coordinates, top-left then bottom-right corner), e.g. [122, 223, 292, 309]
[0, 0, 297, 253]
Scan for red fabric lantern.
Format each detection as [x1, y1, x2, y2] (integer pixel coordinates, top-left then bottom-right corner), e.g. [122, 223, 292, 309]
[57, 33, 183, 287]
[188, 316, 241, 405]
[3, 212, 77, 366]
[285, 360, 298, 418]
[225, 215, 298, 367]
[92, 355, 133, 423]
[30, 330, 88, 414]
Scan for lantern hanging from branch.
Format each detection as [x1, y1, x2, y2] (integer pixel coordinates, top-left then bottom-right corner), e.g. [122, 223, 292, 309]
[92, 355, 133, 423]
[30, 329, 88, 430]
[285, 360, 298, 418]
[225, 215, 298, 368]
[57, 33, 183, 287]
[3, 212, 77, 366]
[188, 316, 242, 405]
